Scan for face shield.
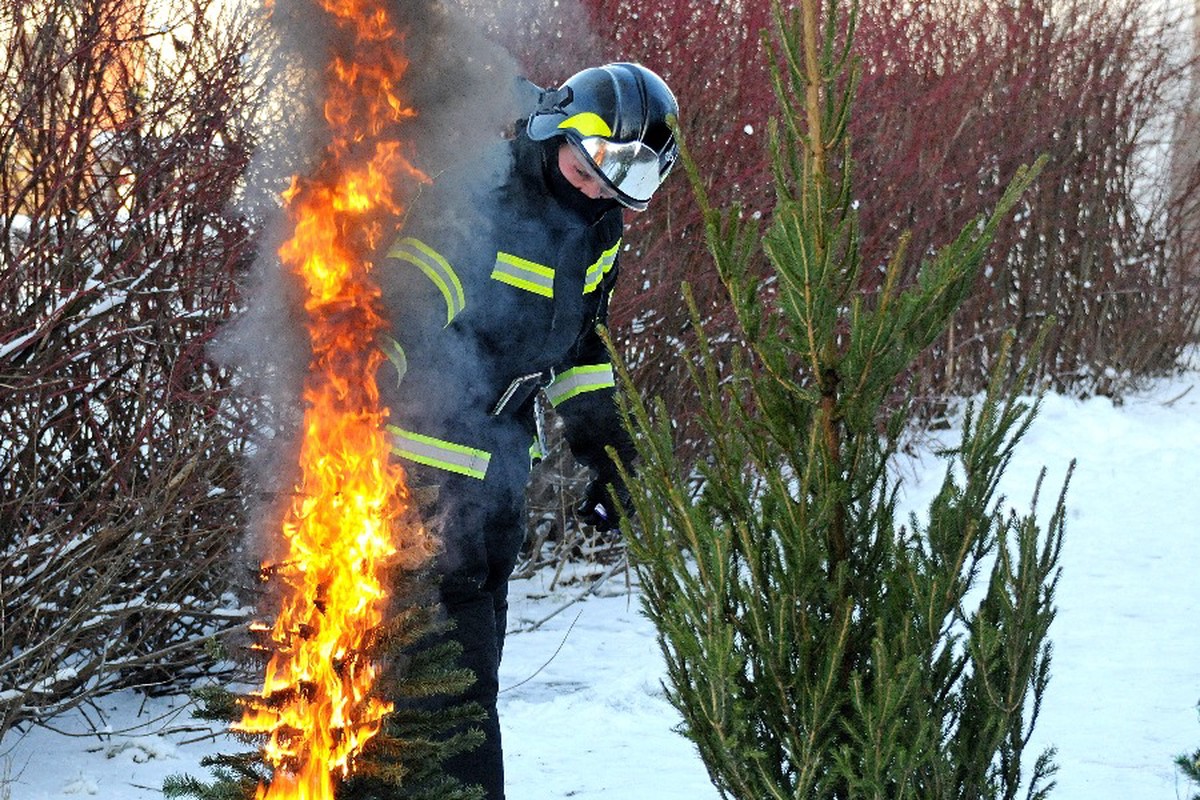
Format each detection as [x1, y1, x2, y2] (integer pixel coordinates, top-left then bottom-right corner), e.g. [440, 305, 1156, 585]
[575, 136, 674, 211]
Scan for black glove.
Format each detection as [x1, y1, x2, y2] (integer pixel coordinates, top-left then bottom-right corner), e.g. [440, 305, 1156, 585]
[574, 477, 631, 533]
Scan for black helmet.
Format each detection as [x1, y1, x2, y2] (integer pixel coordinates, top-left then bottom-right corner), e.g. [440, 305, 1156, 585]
[528, 62, 679, 211]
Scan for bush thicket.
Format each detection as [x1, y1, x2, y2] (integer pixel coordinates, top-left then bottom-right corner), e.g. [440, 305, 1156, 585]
[568, 0, 1200, 462]
[0, 0, 268, 741]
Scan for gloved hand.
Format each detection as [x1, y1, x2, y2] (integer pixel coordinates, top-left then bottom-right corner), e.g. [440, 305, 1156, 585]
[574, 477, 631, 533]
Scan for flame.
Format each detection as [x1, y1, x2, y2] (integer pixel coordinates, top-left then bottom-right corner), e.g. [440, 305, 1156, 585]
[233, 1, 428, 797]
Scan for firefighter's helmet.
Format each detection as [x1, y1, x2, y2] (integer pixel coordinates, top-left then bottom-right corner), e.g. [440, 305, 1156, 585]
[528, 63, 679, 211]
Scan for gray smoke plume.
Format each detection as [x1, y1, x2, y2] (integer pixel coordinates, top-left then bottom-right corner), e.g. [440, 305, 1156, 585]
[213, 0, 551, 560]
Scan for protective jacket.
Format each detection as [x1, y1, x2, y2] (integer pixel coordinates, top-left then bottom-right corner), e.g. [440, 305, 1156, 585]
[376, 125, 638, 800]
[378, 127, 636, 544]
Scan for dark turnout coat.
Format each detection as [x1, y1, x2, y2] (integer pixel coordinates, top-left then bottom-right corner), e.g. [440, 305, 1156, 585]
[379, 127, 635, 557]
[376, 125, 638, 800]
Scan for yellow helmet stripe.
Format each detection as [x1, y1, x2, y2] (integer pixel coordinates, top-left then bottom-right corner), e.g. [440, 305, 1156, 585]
[558, 111, 612, 138]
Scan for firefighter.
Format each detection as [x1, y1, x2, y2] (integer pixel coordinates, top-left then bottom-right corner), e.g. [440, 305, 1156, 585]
[376, 62, 679, 799]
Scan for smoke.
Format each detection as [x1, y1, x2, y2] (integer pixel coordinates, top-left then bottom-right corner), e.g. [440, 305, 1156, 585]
[213, 0, 579, 562]
[392, 1, 529, 179]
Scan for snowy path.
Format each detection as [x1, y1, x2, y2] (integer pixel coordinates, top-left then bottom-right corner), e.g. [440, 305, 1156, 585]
[1, 371, 1197, 799]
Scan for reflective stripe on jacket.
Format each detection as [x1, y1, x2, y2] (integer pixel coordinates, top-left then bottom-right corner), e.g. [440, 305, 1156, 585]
[387, 425, 491, 480]
[388, 236, 467, 325]
[544, 364, 616, 408]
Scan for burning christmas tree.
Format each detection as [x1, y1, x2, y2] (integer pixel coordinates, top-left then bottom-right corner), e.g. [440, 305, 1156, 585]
[166, 0, 482, 797]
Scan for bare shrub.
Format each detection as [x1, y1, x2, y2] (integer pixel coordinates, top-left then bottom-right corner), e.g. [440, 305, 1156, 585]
[0, 0, 267, 739]
[518, 411, 627, 581]
[851, 0, 1200, 402]
[569, 0, 1200, 438]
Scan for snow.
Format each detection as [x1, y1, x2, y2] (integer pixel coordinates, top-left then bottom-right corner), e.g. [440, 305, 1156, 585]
[2, 368, 1198, 800]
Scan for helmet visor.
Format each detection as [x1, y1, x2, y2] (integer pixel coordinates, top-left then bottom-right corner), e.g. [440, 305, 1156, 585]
[577, 136, 667, 207]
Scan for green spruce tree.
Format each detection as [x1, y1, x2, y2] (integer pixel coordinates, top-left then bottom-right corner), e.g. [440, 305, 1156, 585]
[612, 1, 1067, 798]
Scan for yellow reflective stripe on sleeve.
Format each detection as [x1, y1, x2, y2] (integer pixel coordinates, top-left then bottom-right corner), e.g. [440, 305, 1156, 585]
[544, 364, 616, 408]
[388, 237, 466, 325]
[491, 252, 555, 298]
[583, 240, 620, 294]
[387, 425, 491, 480]
[380, 334, 407, 387]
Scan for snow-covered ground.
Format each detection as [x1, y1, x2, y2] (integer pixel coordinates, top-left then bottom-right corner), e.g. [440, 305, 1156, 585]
[2, 367, 1198, 799]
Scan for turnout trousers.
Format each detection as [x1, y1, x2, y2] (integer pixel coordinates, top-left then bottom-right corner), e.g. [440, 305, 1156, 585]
[400, 424, 531, 800]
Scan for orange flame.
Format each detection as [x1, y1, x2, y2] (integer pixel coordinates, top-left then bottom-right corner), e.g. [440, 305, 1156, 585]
[233, 1, 427, 797]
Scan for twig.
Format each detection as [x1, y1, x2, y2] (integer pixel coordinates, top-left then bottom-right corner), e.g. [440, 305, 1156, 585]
[499, 611, 583, 695]
[519, 556, 627, 633]
[29, 697, 194, 739]
[178, 727, 233, 746]
[1163, 384, 1193, 407]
